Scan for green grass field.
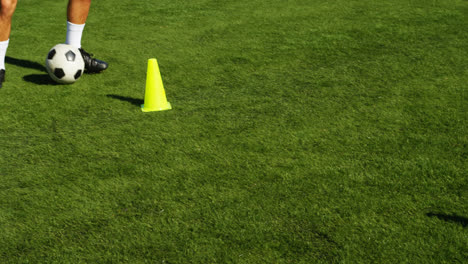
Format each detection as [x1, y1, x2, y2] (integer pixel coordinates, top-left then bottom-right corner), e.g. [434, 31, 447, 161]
[1, 0, 467, 262]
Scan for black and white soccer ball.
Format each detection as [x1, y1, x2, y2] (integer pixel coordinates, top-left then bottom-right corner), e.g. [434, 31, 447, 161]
[45, 44, 85, 84]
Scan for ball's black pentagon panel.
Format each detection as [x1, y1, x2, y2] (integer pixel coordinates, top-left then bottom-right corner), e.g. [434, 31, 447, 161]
[65, 50, 76, 62]
[74, 69, 82, 80]
[54, 68, 65, 79]
[47, 49, 56, 60]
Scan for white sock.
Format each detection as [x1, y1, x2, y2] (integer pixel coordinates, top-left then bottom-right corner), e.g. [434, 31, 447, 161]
[65, 21, 85, 48]
[0, 39, 9, 70]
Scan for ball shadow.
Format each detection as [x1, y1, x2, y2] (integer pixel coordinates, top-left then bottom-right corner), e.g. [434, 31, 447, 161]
[6, 56, 59, 85]
[23, 74, 59, 86]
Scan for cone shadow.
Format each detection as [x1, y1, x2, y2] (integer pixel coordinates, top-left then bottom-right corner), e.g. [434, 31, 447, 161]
[107, 94, 143, 107]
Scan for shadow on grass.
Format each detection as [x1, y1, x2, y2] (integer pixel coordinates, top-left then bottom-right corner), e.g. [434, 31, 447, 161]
[427, 212, 468, 227]
[107, 94, 143, 107]
[6, 56, 58, 85]
[23, 74, 58, 85]
[6, 56, 46, 72]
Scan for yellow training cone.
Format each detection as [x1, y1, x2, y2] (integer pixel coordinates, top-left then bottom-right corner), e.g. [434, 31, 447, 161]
[141, 58, 172, 112]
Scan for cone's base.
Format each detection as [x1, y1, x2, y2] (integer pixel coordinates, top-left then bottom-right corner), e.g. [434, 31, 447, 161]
[141, 102, 172, 112]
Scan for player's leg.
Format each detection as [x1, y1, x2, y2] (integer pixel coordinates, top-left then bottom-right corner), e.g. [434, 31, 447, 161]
[0, 0, 17, 41]
[66, 0, 89, 48]
[66, 0, 108, 73]
[0, 0, 18, 88]
[67, 0, 91, 25]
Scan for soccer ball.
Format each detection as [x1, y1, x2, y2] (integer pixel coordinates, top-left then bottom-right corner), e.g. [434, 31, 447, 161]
[45, 44, 85, 84]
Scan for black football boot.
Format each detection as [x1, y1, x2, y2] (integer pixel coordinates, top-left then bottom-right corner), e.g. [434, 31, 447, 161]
[0, 69, 5, 89]
[79, 48, 108, 73]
